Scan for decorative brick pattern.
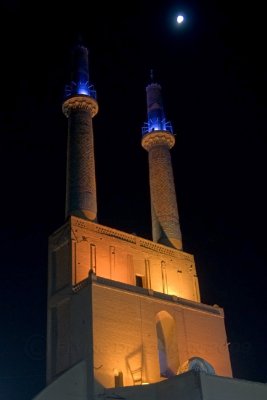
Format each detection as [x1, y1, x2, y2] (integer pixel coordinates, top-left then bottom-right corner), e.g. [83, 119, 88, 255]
[142, 132, 182, 250]
[63, 95, 98, 221]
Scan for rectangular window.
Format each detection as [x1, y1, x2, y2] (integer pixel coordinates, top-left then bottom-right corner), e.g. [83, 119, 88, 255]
[135, 275, 144, 288]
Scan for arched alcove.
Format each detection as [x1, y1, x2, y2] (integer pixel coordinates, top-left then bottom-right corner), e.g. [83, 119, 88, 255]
[155, 311, 179, 377]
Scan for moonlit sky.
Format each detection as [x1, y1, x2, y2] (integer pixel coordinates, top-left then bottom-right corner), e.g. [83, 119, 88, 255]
[0, 1, 267, 399]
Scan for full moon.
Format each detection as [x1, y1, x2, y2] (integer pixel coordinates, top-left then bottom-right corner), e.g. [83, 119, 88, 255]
[177, 15, 184, 24]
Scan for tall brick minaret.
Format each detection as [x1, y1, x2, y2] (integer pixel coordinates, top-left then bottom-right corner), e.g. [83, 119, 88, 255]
[142, 76, 182, 250]
[62, 43, 98, 221]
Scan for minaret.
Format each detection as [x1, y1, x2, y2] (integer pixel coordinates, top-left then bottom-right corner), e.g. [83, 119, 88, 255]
[142, 74, 182, 250]
[62, 43, 98, 221]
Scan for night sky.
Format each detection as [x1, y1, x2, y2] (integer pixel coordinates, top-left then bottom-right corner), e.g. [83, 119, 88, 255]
[1, 1, 267, 399]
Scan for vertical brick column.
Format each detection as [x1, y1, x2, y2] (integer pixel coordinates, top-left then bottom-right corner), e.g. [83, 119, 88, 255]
[62, 95, 98, 221]
[142, 131, 182, 250]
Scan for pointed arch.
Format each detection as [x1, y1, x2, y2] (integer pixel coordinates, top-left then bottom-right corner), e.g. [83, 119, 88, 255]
[155, 311, 179, 377]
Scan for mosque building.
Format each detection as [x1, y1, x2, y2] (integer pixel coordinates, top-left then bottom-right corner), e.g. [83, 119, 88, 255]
[33, 43, 267, 400]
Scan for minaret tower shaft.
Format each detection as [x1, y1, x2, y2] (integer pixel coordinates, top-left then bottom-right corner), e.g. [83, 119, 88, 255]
[142, 80, 182, 250]
[62, 43, 98, 221]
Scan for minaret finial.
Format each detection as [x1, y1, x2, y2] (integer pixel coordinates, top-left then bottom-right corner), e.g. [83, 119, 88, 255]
[64, 39, 96, 99]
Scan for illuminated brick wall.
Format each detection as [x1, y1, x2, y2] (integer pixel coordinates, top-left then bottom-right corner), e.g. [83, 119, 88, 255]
[69, 217, 199, 301]
[46, 217, 232, 387]
[92, 280, 232, 390]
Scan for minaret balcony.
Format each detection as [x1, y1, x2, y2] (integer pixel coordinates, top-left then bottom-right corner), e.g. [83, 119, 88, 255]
[142, 118, 173, 135]
[64, 81, 97, 99]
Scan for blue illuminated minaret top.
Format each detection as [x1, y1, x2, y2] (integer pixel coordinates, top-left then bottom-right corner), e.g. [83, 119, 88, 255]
[64, 43, 96, 99]
[142, 71, 173, 135]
